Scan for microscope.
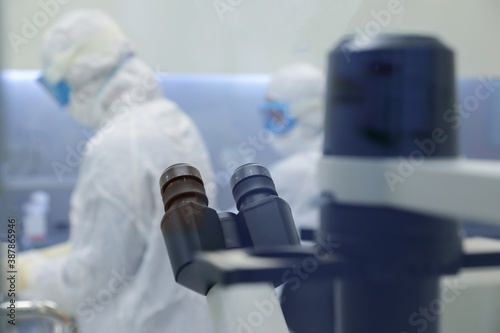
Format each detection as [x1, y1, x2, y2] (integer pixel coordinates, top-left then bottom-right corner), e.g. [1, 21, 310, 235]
[158, 34, 500, 333]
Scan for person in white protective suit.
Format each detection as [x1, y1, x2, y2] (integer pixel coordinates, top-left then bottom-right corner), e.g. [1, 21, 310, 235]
[17, 10, 215, 333]
[260, 63, 328, 333]
[260, 63, 325, 238]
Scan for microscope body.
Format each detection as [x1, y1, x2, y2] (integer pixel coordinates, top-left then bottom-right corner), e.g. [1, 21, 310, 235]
[319, 35, 462, 333]
[157, 35, 500, 333]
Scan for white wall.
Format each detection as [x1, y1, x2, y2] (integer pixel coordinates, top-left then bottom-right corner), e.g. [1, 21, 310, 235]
[2, 0, 500, 76]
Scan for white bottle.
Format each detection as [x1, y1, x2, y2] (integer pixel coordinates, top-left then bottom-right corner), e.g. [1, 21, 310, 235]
[22, 191, 50, 242]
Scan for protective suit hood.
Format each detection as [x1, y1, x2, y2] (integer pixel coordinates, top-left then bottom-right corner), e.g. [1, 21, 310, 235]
[40, 9, 163, 127]
[264, 63, 325, 156]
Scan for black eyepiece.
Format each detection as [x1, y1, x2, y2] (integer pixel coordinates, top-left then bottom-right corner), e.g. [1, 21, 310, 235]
[230, 163, 277, 210]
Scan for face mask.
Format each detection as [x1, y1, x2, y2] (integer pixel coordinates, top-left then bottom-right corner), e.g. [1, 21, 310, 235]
[93, 53, 133, 99]
[259, 101, 296, 134]
[271, 120, 323, 155]
[68, 54, 133, 128]
[37, 75, 71, 107]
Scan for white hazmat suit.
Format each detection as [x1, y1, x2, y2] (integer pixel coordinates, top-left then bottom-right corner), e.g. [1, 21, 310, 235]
[263, 63, 327, 333]
[19, 10, 214, 333]
[263, 63, 325, 236]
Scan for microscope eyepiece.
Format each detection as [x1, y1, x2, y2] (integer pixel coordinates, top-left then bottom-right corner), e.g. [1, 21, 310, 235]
[158, 163, 226, 294]
[230, 163, 277, 210]
[159, 163, 208, 211]
[160, 163, 203, 190]
[230, 163, 272, 188]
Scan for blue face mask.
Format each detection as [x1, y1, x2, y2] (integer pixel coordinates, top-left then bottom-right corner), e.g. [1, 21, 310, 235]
[37, 76, 71, 107]
[259, 101, 296, 134]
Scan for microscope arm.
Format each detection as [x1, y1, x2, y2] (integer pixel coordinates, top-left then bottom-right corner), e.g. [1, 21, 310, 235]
[318, 157, 500, 226]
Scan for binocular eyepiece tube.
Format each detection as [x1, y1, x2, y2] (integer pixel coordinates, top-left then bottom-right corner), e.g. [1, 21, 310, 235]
[231, 163, 278, 210]
[159, 162, 300, 294]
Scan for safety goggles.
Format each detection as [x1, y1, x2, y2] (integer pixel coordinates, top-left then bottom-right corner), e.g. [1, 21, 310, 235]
[259, 101, 296, 134]
[37, 75, 71, 107]
[37, 53, 133, 108]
